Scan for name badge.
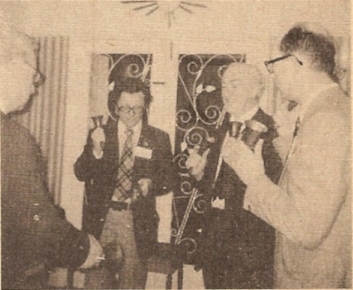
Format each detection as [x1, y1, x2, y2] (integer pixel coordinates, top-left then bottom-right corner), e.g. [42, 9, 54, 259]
[135, 146, 152, 159]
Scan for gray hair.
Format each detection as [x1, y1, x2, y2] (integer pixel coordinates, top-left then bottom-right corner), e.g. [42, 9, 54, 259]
[0, 18, 38, 64]
[223, 62, 264, 99]
[280, 22, 336, 78]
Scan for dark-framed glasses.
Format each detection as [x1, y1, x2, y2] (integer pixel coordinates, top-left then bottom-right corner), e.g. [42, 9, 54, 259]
[25, 61, 46, 88]
[264, 54, 303, 73]
[117, 106, 144, 115]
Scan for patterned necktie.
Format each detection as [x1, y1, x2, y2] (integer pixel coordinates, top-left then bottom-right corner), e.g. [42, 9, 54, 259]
[293, 117, 300, 137]
[114, 128, 134, 200]
[278, 117, 301, 185]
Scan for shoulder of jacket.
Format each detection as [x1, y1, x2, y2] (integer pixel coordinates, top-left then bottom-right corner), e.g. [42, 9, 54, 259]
[145, 125, 169, 137]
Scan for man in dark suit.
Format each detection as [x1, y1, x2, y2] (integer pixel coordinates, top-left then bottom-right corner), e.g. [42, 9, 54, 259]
[1, 21, 103, 289]
[186, 63, 282, 289]
[75, 77, 175, 289]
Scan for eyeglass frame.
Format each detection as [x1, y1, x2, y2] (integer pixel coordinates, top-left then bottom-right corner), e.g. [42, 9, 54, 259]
[264, 54, 303, 73]
[24, 60, 46, 88]
[117, 106, 145, 115]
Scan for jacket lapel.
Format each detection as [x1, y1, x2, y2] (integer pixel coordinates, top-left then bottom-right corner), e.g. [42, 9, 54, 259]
[104, 117, 119, 166]
[133, 125, 152, 179]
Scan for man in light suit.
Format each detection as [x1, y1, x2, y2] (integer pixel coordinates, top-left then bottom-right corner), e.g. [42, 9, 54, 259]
[75, 77, 176, 289]
[186, 63, 282, 289]
[223, 22, 351, 288]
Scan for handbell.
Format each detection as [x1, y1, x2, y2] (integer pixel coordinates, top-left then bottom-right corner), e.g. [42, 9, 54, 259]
[241, 119, 268, 150]
[229, 121, 243, 138]
[92, 115, 104, 128]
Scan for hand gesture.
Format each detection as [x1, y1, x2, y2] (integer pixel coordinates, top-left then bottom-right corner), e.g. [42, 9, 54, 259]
[137, 178, 152, 197]
[222, 138, 265, 185]
[91, 127, 105, 156]
[185, 145, 210, 181]
[79, 234, 104, 269]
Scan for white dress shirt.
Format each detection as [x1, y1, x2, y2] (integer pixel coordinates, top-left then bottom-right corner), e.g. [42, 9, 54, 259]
[117, 120, 142, 160]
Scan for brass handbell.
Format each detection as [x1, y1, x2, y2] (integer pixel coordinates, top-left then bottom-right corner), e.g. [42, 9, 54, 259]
[229, 121, 243, 138]
[241, 119, 268, 150]
[92, 115, 104, 128]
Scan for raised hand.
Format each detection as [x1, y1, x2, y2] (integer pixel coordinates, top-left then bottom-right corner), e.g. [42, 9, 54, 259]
[79, 234, 104, 269]
[185, 145, 210, 181]
[137, 178, 152, 197]
[91, 127, 105, 157]
[222, 138, 265, 185]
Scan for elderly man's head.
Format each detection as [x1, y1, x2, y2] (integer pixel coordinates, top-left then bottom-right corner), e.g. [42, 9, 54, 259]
[222, 63, 263, 117]
[265, 23, 337, 101]
[279, 22, 336, 78]
[0, 20, 41, 114]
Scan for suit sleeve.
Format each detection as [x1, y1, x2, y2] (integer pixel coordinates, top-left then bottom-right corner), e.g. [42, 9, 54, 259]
[244, 112, 350, 250]
[74, 129, 113, 183]
[150, 131, 177, 196]
[262, 137, 283, 185]
[12, 133, 90, 269]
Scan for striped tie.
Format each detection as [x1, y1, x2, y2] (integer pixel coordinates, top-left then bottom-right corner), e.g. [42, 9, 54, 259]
[114, 128, 134, 200]
[293, 117, 300, 137]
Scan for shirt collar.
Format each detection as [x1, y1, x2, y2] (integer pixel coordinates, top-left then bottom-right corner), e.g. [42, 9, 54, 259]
[299, 83, 338, 121]
[118, 119, 142, 135]
[229, 105, 259, 123]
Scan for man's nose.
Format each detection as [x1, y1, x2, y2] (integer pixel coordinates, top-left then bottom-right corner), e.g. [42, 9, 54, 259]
[127, 110, 135, 116]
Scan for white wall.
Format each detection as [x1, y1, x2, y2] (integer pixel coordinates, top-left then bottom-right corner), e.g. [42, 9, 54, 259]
[2, 0, 350, 227]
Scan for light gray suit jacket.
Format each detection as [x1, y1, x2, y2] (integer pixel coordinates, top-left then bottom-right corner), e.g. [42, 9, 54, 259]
[244, 85, 351, 288]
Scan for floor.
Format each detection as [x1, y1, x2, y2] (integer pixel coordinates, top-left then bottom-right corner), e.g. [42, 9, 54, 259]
[146, 264, 204, 289]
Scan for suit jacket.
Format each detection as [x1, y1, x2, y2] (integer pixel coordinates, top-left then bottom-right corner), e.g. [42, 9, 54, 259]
[197, 109, 282, 279]
[1, 114, 90, 289]
[74, 117, 175, 260]
[245, 86, 352, 288]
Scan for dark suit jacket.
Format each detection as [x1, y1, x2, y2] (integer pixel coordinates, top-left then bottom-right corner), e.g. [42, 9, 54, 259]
[197, 109, 282, 283]
[74, 117, 175, 260]
[1, 114, 90, 289]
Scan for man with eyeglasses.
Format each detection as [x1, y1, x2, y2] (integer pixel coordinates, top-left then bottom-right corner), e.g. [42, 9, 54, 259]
[1, 22, 103, 289]
[222, 22, 351, 288]
[75, 77, 175, 289]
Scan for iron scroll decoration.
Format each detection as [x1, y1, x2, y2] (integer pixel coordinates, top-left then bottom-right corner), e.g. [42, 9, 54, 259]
[95, 53, 152, 122]
[172, 54, 245, 263]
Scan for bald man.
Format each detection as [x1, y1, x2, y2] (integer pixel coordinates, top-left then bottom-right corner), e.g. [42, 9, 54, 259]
[186, 63, 282, 289]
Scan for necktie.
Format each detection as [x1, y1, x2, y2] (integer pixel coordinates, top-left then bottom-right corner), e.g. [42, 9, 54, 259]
[278, 117, 301, 185]
[114, 128, 134, 200]
[293, 117, 300, 137]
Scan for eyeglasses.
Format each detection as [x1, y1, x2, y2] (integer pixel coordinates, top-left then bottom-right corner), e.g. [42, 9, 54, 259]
[264, 54, 303, 73]
[24, 61, 46, 88]
[117, 106, 144, 114]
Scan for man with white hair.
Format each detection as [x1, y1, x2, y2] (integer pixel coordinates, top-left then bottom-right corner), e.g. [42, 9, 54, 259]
[0, 21, 103, 289]
[186, 62, 282, 288]
[223, 23, 351, 288]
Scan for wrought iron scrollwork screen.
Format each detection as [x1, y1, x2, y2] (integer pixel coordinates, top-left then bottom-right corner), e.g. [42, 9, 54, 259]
[89, 53, 152, 123]
[172, 54, 246, 263]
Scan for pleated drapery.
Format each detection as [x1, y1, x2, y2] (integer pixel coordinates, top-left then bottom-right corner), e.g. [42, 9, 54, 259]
[11, 36, 69, 204]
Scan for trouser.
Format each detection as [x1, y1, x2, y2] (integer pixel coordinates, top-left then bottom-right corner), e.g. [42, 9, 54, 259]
[100, 208, 148, 289]
[201, 209, 274, 289]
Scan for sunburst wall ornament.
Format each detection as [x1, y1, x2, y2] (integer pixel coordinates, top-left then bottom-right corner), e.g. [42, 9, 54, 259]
[121, 0, 207, 27]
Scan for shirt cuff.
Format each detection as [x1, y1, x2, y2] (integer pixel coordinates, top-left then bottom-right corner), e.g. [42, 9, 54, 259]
[93, 150, 103, 159]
